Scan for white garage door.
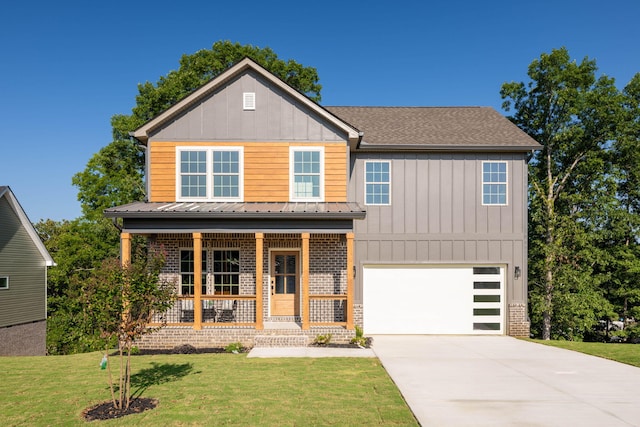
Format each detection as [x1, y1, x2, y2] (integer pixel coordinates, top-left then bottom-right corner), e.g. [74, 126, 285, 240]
[363, 265, 504, 334]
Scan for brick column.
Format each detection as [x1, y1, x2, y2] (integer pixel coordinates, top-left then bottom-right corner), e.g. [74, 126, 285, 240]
[301, 233, 310, 330]
[255, 233, 264, 330]
[346, 232, 354, 330]
[193, 232, 202, 330]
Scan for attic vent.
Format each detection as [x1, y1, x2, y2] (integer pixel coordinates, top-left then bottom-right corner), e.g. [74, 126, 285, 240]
[243, 92, 256, 110]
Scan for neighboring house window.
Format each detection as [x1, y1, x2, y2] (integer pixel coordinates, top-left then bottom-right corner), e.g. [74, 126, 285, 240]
[365, 161, 391, 205]
[0, 277, 8, 290]
[177, 147, 244, 201]
[180, 250, 207, 295]
[213, 250, 240, 295]
[290, 147, 324, 201]
[482, 161, 508, 205]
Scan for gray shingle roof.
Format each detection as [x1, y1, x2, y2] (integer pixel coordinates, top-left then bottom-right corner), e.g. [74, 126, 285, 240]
[326, 106, 541, 150]
[105, 201, 366, 219]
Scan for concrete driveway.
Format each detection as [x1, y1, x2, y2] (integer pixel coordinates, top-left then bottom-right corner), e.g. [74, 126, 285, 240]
[372, 335, 640, 427]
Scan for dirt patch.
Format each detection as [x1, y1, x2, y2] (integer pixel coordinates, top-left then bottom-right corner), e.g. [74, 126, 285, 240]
[82, 398, 158, 421]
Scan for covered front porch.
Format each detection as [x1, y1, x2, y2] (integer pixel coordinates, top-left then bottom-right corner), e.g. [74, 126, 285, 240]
[107, 202, 365, 347]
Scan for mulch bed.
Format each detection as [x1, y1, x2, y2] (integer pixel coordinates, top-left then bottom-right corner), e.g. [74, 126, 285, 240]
[82, 398, 158, 421]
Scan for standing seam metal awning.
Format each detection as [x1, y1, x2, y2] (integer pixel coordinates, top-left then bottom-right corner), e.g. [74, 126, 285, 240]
[104, 201, 366, 220]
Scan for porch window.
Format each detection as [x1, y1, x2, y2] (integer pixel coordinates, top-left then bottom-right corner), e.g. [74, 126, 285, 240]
[482, 161, 508, 205]
[180, 250, 207, 295]
[290, 147, 324, 201]
[177, 147, 244, 201]
[213, 250, 240, 295]
[365, 161, 391, 205]
[0, 276, 8, 290]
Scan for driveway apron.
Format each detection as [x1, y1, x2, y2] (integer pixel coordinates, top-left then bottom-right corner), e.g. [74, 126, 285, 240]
[372, 335, 640, 427]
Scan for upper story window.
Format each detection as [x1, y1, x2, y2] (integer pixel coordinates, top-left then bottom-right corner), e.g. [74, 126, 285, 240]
[482, 161, 507, 205]
[290, 147, 324, 201]
[0, 277, 8, 290]
[177, 147, 244, 202]
[365, 161, 391, 205]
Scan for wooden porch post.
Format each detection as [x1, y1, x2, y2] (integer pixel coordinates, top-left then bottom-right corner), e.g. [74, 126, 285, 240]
[121, 232, 131, 267]
[301, 233, 310, 330]
[193, 232, 203, 330]
[346, 232, 355, 330]
[255, 233, 264, 330]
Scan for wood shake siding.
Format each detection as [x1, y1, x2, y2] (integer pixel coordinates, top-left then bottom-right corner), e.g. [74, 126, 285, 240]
[148, 141, 347, 202]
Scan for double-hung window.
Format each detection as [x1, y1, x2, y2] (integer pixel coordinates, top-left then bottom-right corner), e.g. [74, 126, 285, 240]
[180, 250, 207, 295]
[365, 161, 391, 205]
[177, 147, 243, 201]
[482, 161, 508, 205]
[290, 147, 324, 201]
[0, 276, 8, 290]
[213, 250, 240, 295]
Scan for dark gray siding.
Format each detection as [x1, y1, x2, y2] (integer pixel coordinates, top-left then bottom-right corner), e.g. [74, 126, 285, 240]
[0, 197, 47, 328]
[350, 152, 528, 305]
[151, 70, 346, 142]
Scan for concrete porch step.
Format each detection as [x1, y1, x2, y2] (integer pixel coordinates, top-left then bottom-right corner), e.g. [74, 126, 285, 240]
[254, 335, 309, 347]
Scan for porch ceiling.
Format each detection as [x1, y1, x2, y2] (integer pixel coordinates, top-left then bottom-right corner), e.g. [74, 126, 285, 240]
[104, 201, 366, 220]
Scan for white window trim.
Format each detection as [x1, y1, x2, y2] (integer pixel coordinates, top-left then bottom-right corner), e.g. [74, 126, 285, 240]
[481, 161, 508, 206]
[0, 276, 8, 290]
[364, 160, 391, 206]
[176, 146, 244, 202]
[289, 146, 325, 202]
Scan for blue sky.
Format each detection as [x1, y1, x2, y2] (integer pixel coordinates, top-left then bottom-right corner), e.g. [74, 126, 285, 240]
[1, 0, 638, 222]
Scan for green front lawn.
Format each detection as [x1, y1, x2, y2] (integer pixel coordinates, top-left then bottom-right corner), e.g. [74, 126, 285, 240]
[530, 339, 640, 368]
[1, 352, 418, 426]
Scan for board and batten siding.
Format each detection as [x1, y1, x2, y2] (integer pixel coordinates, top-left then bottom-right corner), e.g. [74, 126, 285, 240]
[0, 196, 47, 328]
[148, 141, 348, 202]
[350, 152, 528, 305]
[148, 70, 346, 143]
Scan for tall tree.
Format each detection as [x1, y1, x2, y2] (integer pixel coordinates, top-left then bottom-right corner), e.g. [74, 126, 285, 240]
[501, 47, 621, 340]
[602, 73, 640, 324]
[73, 41, 322, 220]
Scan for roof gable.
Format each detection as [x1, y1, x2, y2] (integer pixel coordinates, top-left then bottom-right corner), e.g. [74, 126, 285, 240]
[133, 57, 361, 144]
[0, 186, 55, 266]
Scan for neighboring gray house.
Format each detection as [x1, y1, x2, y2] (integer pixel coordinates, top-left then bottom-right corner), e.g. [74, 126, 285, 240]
[0, 186, 55, 356]
[105, 58, 540, 348]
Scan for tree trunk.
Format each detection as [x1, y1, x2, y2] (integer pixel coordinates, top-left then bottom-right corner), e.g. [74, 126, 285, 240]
[542, 175, 555, 341]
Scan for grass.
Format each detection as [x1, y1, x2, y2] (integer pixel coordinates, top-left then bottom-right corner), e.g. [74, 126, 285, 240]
[1, 352, 418, 426]
[530, 339, 640, 368]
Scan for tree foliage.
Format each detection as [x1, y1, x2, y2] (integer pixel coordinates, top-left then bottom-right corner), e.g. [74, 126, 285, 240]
[72, 41, 322, 220]
[502, 47, 640, 340]
[35, 218, 121, 354]
[82, 248, 175, 410]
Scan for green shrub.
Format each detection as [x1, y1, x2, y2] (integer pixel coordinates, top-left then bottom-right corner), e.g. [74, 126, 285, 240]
[313, 334, 332, 345]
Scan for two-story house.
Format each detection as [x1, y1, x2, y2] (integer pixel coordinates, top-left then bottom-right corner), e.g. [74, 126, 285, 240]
[0, 186, 55, 355]
[105, 58, 540, 348]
